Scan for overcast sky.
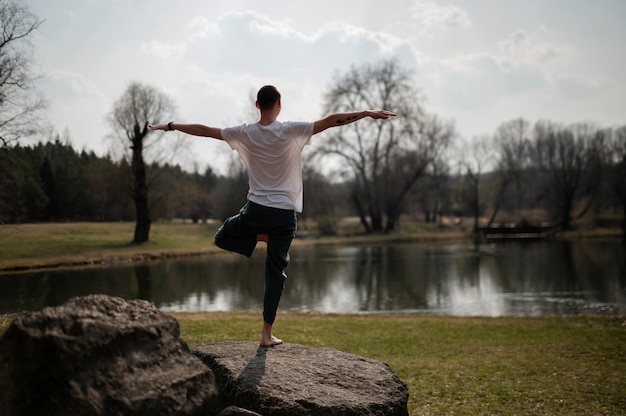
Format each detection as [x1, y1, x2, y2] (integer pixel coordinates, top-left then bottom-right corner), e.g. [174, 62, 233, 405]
[25, 0, 626, 173]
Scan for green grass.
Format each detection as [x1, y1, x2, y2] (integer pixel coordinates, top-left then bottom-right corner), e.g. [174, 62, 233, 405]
[169, 312, 626, 416]
[0, 222, 222, 271]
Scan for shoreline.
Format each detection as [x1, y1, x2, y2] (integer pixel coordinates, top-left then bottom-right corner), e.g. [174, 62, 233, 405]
[1, 222, 622, 275]
[0, 231, 471, 274]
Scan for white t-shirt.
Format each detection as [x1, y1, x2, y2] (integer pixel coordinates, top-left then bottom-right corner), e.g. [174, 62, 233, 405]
[221, 121, 314, 212]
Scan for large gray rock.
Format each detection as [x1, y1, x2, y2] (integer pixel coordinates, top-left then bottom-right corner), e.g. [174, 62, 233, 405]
[0, 294, 218, 415]
[193, 341, 409, 416]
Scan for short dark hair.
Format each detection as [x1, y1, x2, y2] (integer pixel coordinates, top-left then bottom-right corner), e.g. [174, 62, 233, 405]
[256, 85, 281, 111]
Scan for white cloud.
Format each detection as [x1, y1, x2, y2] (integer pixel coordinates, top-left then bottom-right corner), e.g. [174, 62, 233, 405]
[177, 10, 410, 89]
[187, 15, 218, 38]
[317, 21, 406, 55]
[410, 0, 471, 35]
[47, 69, 108, 102]
[141, 40, 186, 60]
[499, 29, 576, 67]
[246, 12, 302, 40]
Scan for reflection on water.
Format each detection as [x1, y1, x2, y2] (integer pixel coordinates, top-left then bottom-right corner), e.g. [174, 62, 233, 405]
[1, 240, 624, 317]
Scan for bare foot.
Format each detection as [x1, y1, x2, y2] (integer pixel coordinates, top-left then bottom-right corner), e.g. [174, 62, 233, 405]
[260, 321, 282, 347]
[260, 334, 283, 347]
[257, 233, 269, 243]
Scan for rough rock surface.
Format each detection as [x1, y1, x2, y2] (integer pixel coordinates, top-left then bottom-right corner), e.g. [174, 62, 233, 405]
[193, 341, 409, 416]
[0, 294, 218, 415]
[217, 406, 263, 416]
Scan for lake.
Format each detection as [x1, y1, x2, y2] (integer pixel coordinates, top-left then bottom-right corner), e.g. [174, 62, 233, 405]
[1, 240, 624, 317]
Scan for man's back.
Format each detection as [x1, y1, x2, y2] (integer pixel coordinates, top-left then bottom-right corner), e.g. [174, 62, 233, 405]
[221, 120, 313, 212]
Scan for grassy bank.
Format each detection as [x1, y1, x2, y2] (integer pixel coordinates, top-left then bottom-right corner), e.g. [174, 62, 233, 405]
[0, 220, 470, 273]
[0, 222, 222, 272]
[1, 312, 624, 415]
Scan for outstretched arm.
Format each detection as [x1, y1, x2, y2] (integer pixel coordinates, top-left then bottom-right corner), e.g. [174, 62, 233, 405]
[312, 110, 396, 135]
[148, 122, 222, 140]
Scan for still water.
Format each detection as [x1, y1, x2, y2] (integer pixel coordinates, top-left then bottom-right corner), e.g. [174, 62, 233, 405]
[1, 240, 624, 317]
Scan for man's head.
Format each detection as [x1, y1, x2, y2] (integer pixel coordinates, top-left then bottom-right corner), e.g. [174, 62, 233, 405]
[256, 85, 281, 111]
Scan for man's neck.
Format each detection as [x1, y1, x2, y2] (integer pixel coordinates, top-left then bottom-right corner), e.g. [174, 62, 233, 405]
[258, 114, 277, 126]
[258, 104, 280, 126]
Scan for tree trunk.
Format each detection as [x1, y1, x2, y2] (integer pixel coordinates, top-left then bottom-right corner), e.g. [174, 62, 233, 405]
[487, 175, 510, 227]
[560, 198, 572, 230]
[472, 178, 480, 238]
[384, 215, 397, 233]
[131, 130, 151, 243]
[620, 190, 626, 239]
[351, 193, 371, 233]
[370, 208, 383, 232]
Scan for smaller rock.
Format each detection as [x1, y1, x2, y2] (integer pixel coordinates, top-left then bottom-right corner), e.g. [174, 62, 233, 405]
[193, 341, 409, 416]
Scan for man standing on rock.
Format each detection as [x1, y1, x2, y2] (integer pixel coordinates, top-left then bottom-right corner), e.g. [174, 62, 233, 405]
[150, 85, 395, 347]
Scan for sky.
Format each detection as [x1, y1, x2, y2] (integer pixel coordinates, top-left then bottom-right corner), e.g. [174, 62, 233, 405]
[24, 0, 626, 173]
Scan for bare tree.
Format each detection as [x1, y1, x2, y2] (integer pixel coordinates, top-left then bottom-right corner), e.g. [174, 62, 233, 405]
[302, 164, 346, 235]
[530, 121, 604, 229]
[489, 118, 532, 225]
[607, 125, 626, 235]
[312, 59, 454, 233]
[412, 158, 451, 224]
[107, 81, 176, 243]
[0, 0, 46, 147]
[455, 135, 495, 235]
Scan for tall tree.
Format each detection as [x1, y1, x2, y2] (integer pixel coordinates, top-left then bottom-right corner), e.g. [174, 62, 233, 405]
[108, 82, 176, 243]
[489, 118, 532, 225]
[531, 121, 604, 229]
[313, 59, 454, 233]
[0, 0, 46, 147]
[410, 158, 451, 224]
[607, 125, 626, 235]
[455, 135, 495, 235]
[302, 164, 345, 235]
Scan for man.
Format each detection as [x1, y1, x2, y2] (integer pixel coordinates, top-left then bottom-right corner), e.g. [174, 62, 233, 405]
[150, 85, 395, 346]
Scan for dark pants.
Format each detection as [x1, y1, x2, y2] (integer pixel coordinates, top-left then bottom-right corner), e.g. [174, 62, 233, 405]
[214, 201, 296, 325]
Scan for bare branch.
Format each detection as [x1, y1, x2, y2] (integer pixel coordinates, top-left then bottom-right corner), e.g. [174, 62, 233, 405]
[0, 0, 45, 147]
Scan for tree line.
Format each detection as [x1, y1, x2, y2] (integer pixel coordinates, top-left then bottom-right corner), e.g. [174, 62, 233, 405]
[0, 138, 229, 223]
[1, 114, 623, 237]
[452, 120, 625, 234]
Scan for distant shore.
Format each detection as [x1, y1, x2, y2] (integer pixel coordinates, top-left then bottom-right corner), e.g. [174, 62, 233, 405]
[1, 221, 622, 274]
